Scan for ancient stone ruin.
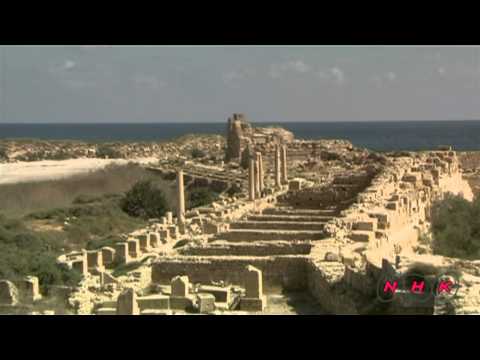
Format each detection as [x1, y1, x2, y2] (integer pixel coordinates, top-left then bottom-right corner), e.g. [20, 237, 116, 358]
[3, 114, 480, 315]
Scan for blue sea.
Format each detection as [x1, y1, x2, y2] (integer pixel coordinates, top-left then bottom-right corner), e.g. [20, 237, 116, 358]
[1, 121, 480, 151]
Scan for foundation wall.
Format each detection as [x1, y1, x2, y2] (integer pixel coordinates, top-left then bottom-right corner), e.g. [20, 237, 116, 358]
[152, 255, 309, 292]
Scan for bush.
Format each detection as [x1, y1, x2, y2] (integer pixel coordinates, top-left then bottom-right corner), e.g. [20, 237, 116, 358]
[188, 187, 218, 209]
[120, 180, 170, 219]
[191, 148, 206, 159]
[226, 183, 242, 197]
[96, 145, 123, 159]
[430, 193, 480, 259]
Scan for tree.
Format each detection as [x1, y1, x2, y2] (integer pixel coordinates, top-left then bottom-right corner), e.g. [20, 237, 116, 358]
[188, 187, 217, 209]
[120, 180, 169, 219]
[191, 148, 206, 159]
[430, 193, 480, 259]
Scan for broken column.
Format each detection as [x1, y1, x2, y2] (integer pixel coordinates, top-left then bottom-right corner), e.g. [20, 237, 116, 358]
[248, 158, 255, 201]
[240, 265, 267, 311]
[274, 144, 281, 189]
[176, 169, 185, 225]
[257, 152, 264, 193]
[281, 145, 288, 185]
[254, 157, 261, 198]
[116, 288, 139, 315]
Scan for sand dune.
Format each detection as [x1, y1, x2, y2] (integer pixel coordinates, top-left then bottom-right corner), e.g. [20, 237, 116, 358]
[0, 157, 158, 185]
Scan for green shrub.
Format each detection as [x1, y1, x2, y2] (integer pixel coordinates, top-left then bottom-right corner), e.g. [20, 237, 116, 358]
[430, 193, 480, 259]
[96, 145, 123, 159]
[120, 180, 170, 219]
[188, 187, 218, 209]
[226, 183, 242, 197]
[191, 148, 206, 159]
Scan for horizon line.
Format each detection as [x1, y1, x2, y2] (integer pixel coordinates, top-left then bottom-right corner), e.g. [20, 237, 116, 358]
[1, 119, 480, 125]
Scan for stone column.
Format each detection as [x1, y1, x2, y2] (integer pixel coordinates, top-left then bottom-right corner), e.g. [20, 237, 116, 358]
[257, 152, 264, 194]
[274, 145, 281, 189]
[176, 169, 185, 224]
[254, 157, 260, 198]
[248, 158, 255, 201]
[281, 145, 288, 185]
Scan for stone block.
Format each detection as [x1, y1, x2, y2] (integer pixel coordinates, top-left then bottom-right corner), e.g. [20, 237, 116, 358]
[137, 294, 170, 310]
[96, 307, 117, 315]
[239, 296, 267, 312]
[137, 234, 151, 252]
[15, 276, 42, 303]
[0, 280, 19, 306]
[114, 242, 129, 264]
[170, 296, 194, 311]
[349, 231, 374, 242]
[149, 232, 160, 248]
[197, 285, 231, 304]
[197, 293, 216, 313]
[127, 239, 140, 258]
[116, 288, 139, 315]
[101, 247, 116, 266]
[171, 275, 189, 297]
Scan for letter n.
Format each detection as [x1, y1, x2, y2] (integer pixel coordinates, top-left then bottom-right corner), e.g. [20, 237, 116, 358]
[383, 280, 398, 294]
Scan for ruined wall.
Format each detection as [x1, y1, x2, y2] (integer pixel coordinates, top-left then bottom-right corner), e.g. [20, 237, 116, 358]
[152, 255, 309, 292]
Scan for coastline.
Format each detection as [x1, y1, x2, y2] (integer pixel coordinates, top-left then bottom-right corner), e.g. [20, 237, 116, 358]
[0, 157, 159, 185]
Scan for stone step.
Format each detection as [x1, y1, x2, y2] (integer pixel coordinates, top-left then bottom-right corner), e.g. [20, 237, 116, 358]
[230, 221, 326, 231]
[248, 214, 333, 223]
[180, 240, 313, 256]
[215, 229, 327, 242]
[96, 307, 116, 315]
[262, 208, 340, 217]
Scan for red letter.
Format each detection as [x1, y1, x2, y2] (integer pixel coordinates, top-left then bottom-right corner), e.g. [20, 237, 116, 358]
[383, 280, 398, 294]
[438, 280, 453, 294]
[410, 281, 425, 294]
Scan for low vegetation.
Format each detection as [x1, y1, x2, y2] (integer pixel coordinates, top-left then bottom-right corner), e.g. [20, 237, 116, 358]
[430, 193, 480, 259]
[120, 180, 170, 219]
[188, 187, 219, 209]
[0, 164, 178, 291]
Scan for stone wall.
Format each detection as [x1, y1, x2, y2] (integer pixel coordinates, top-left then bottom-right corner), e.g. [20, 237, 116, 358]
[151, 255, 309, 292]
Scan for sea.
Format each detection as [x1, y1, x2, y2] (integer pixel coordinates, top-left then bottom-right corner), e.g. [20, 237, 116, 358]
[2, 121, 480, 152]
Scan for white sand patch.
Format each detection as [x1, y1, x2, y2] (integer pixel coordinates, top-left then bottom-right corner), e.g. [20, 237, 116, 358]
[0, 157, 158, 185]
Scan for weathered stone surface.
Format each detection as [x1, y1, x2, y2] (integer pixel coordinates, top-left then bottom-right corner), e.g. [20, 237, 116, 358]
[116, 288, 139, 315]
[0, 280, 19, 305]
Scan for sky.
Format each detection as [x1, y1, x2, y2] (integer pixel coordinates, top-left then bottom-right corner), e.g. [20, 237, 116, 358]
[1, 45, 480, 123]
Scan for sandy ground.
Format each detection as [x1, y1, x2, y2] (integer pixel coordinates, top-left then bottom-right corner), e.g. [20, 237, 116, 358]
[0, 157, 159, 185]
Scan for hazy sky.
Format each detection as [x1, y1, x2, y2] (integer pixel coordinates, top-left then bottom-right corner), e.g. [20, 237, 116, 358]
[1, 46, 480, 123]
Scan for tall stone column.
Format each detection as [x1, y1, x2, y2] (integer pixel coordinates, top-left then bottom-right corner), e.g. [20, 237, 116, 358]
[274, 145, 281, 189]
[281, 145, 288, 185]
[249, 158, 255, 201]
[254, 157, 260, 198]
[257, 152, 264, 194]
[176, 169, 185, 224]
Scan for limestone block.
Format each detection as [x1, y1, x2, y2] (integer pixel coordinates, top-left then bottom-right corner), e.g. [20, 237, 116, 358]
[137, 234, 151, 252]
[137, 294, 170, 310]
[170, 296, 194, 311]
[239, 296, 267, 312]
[349, 231, 374, 243]
[197, 293, 216, 313]
[127, 239, 140, 258]
[0, 280, 19, 305]
[171, 275, 189, 297]
[197, 285, 231, 304]
[114, 242, 129, 264]
[15, 276, 42, 303]
[101, 247, 116, 265]
[116, 288, 139, 315]
[149, 232, 160, 248]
